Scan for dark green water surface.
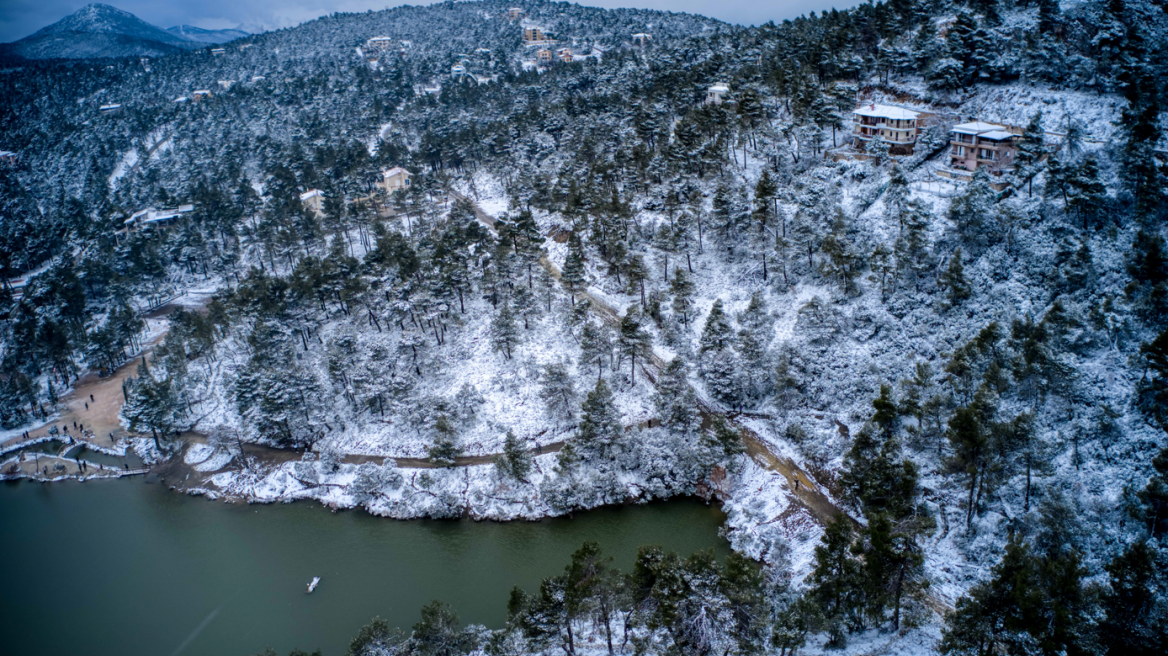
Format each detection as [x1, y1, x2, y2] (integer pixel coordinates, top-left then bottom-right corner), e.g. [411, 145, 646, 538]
[0, 478, 727, 656]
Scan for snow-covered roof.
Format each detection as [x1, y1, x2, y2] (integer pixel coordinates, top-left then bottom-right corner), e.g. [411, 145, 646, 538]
[854, 104, 920, 120]
[99, 103, 121, 110]
[708, 84, 730, 93]
[0, 150, 17, 157]
[978, 130, 1016, 141]
[144, 211, 179, 223]
[632, 32, 652, 38]
[127, 206, 192, 225]
[368, 36, 392, 42]
[952, 121, 1005, 134]
[300, 189, 323, 202]
[175, 96, 188, 102]
[383, 167, 409, 178]
[193, 89, 211, 95]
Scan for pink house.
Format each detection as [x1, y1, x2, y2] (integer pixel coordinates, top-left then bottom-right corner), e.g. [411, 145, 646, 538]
[947, 121, 1021, 179]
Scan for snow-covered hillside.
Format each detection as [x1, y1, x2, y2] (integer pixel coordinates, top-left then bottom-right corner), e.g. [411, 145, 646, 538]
[1, 0, 1166, 654]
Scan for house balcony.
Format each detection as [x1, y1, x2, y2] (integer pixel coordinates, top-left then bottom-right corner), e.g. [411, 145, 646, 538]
[854, 132, 917, 144]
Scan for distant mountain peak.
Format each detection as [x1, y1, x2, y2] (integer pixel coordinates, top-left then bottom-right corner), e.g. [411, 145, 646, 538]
[29, 3, 167, 38]
[4, 3, 200, 60]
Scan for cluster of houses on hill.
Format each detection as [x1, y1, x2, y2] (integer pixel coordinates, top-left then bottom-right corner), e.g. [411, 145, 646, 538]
[114, 168, 414, 242]
[363, 36, 412, 63]
[298, 168, 414, 216]
[848, 102, 1029, 186]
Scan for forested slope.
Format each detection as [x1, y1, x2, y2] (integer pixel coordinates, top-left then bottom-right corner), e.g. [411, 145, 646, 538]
[2, 0, 1167, 653]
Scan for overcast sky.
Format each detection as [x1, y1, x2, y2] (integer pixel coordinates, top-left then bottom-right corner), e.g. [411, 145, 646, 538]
[1, 1, 862, 43]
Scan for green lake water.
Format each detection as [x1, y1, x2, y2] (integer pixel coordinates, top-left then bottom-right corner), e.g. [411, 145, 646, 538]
[0, 478, 728, 656]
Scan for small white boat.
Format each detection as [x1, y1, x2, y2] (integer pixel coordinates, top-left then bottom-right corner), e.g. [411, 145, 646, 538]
[307, 577, 320, 593]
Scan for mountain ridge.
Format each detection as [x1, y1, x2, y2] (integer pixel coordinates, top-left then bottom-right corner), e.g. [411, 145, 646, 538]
[166, 25, 250, 45]
[2, 4, 235, 60]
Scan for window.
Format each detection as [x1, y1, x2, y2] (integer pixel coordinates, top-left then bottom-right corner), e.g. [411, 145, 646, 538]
[979, 148, 995, 160]
[953, 146, 965, 157]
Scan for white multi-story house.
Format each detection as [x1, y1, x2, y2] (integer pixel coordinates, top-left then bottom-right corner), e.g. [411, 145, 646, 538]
[852, 104, 923, 154]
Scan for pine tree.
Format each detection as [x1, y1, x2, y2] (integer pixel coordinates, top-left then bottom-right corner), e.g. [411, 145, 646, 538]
[699, 299, 733, 353]
[1098, 542, 1168, 655]
[563, 542, 622, 655]
[539, 362, 577, 422]
[940, 248, 973, 306]
[618, 310, 651, 384]
[429, 415, 462, 466]
[561, 232, 587, 304]
[411, 601, 474, 656]
[1126, 230, 1168, 319]
[669, 267, 696, 326]
[1014, 111, 1046, 197]
[1066, 156, 1107, 230]
[511, 284, 537, 329]
[580, 322, 612, 381]
[625, 254, 649, 306]
[577, 378, 622, 459]
[809, 516, 865, 647]
[1037, 0, 1061, 35]
[942, 538, 1096, 656]
[495, 430, 533, 483]
[655, 357, 698, 433]
[490, 299, 519, 360]
[1135, 446, 1168, 538]
[948, 170, 997, 247]
[947, 400, 988, 528]
[753, 170, 778, 231]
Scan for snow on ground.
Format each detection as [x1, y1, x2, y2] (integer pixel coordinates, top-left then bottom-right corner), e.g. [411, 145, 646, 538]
[108, 148, 139, 188]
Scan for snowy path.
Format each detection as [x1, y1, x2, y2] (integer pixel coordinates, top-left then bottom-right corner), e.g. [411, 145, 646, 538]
[460, 193, 856, 530]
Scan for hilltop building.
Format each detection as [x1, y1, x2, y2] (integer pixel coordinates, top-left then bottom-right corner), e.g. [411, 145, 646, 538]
[852, 103, 922, 154]
[536, 49, 553, 64]
[380, 167, 412, 194]
[0, 150, 17, 165]
[632, 33, 652, 46]
[211, 48, 226, 56]
[300, 189, 324, 215]
[192, 90, 212, 101]
[705, 83, 730, 105]
[507, 8, 525, 20]
[365, 36, 393, 53]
